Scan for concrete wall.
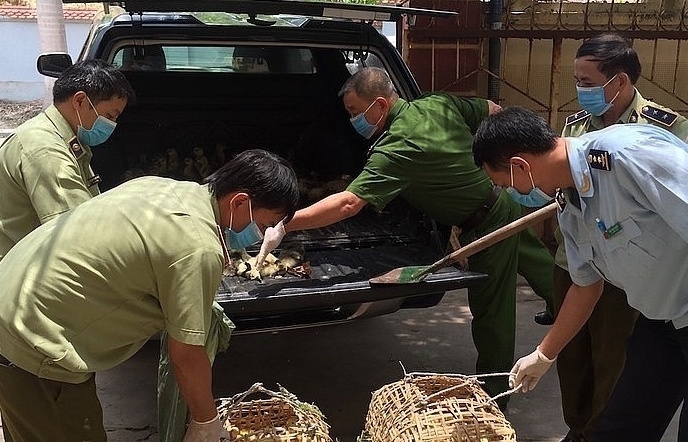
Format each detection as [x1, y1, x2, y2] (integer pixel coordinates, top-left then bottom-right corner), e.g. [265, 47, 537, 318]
[0, 18, 90, 101]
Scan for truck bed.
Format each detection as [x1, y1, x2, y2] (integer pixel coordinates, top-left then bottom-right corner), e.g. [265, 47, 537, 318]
[217, 210, 487, 331]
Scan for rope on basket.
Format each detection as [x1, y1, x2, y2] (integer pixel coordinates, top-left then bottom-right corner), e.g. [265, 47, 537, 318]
[398, 361, 524, 406]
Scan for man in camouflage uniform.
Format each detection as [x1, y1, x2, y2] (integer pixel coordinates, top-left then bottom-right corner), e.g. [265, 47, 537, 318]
[555, 33, 688, 442]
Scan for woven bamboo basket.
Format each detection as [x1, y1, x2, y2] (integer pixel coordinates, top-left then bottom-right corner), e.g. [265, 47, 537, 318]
[217, 382, 333, 442]
[359, 373, 516, 442]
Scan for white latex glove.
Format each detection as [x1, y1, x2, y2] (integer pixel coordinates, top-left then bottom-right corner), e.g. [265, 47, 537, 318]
[182, 413, 229, 442]
[509, 346, 556, 393]
[255, 220, 286, 268]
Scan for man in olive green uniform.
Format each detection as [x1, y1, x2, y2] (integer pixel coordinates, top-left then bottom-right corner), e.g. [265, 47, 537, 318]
[0, 59, 134, 261]
[555, 33, 688, 442]
[257, 67, 556, 406]
[0, 149, 299, 441]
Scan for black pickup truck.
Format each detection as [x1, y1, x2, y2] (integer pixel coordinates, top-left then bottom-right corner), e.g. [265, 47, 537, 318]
[39, 0, 487, 333]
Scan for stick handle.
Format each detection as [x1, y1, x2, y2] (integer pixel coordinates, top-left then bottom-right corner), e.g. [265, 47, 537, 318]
[425, 201, 559, 275]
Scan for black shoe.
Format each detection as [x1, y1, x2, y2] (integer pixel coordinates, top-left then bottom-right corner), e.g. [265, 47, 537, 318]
[534, 310, 554, 325]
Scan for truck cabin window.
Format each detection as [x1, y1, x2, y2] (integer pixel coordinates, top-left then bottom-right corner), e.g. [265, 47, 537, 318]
[112, 44, 317, 74]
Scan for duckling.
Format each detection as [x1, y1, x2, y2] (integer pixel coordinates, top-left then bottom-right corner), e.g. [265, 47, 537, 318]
[120, 168, 145, 183]
[323, 174, 352, 194]
[225, 245, 306, 281]
[166, 147, 180, 178]
[307, 186, 325, 203]
[195, 155, 213, 178]
[210, 142, 228, 170]
[225, 249, 253, 277]
[245, 252, 280, 280]
[277, 242, 306, 269]
[151, 154, 168, 176]
[183, 157, 202, 182]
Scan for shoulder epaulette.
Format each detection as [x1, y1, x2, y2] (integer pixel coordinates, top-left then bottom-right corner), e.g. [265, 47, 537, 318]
[641, 105, 678, 127]
[587, 149, 612, 171]
[565, 110, 591, 126]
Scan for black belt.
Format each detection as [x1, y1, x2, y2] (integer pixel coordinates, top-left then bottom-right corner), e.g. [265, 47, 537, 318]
[460, 186, 502, 233]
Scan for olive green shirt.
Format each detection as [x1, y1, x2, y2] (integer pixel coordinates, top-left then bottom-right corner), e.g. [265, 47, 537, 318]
[346, 94, 493, 226]
[555, 89, 688, 269]
[0, 177, 224, 383]
[0, 105, 101, 261]
[562, 89, 688, 139]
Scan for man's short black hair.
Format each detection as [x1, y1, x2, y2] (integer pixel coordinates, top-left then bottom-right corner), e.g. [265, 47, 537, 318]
[473, 107, 557, 171]
[206, 149, 300, 222]
[576, 33, 641, 84]
[53, 59, 136, 105]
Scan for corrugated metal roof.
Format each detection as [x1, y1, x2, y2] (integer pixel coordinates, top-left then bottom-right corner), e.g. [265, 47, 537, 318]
[0, 5, 99, 21]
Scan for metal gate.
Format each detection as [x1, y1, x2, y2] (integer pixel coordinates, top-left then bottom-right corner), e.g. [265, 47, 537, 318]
[403, 0, 688, 132]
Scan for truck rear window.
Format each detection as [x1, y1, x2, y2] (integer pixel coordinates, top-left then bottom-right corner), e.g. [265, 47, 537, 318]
[112, 44, 317, 74]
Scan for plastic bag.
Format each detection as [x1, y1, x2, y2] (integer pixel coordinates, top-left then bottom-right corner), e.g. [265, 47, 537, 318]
[157, 301, 235, 442]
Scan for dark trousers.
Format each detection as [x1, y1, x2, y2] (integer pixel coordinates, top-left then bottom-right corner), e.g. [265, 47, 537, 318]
[0, 358, 106, 442]
[553, 266, 638, 440]
[466, 196, 554, 405]
[592, 315, 688, 442]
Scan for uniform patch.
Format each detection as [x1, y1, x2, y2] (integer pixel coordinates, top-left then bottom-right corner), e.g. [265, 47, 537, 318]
[641, 105, 678, 126]
[68, 137, 84, 159]
[588, 149, 612, 171]
[565, 110, 591, 126]
[580, 173, 591, 193]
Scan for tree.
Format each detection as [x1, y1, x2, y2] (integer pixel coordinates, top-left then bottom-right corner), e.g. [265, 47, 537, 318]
[36, 0, 68, 108]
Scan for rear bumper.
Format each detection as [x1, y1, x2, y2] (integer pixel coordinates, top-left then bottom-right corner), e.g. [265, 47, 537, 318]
[218, 269, 486, 316]
[216, 240, 488, 332]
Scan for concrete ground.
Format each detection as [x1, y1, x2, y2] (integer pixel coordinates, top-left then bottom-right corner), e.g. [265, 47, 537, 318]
[2, 282, 679, 441]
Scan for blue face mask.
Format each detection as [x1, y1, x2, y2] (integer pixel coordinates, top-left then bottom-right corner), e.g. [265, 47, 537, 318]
[76, 96, 117, 146]
[350, 99, 381, 139]
[225, 199, 264, 250]
[576, 74, 619, 116]
[506, 163, 553, 208]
